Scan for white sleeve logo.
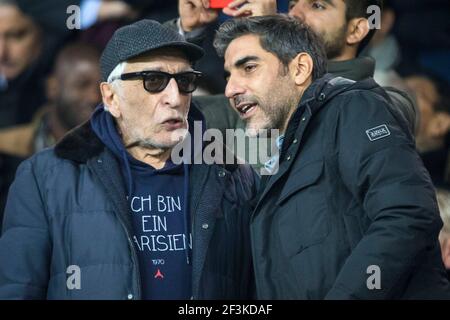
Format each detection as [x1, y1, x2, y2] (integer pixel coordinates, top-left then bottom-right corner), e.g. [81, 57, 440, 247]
[366, 125, 391, 142]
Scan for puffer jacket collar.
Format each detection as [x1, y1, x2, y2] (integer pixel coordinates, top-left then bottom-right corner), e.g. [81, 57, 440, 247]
[54, 119, 104, 163]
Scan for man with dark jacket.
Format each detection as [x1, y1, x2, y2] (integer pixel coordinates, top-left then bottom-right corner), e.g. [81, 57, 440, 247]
[0, 19, 257, 300]
[215, 14, 450, 299]
[169, 0, 417, 137]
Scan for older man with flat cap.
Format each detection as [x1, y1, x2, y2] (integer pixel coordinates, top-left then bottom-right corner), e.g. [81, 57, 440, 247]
[0, 19, 257, 300]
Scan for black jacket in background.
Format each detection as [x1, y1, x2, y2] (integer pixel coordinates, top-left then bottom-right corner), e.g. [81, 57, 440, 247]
[251, 74, 450, 299]
[0, 67, 46, 129]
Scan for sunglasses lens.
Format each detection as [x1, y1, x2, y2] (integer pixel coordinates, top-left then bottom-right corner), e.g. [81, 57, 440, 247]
[175, 73, 198, 93]
[144, 73, 168, 92]
[142, 72, 201, 93]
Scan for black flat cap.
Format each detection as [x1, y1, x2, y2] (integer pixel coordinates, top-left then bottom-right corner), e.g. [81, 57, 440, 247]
[100, 19, 204, 81]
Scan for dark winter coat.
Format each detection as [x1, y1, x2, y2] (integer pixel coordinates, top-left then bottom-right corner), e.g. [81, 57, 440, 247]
[251, 75, 450, 299]
[0, 106, 258, 299]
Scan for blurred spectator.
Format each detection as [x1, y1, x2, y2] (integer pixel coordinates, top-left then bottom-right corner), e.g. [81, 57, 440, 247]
[436, 188, 450, 278]
[166, 0, 226, 94]
[364, 0, 404, 87]
[405, 73, 450, 186]
[0, 0, 47, 128]
[77, 1, 178, 61]
[13, 0, 138, 52]
[15, 0, 138, 34]
[0, 42, 101, 157]
[0, 42, 101, 227]
[0, 0, 141, 129]
[366, 0, 399, 75]
[166, 0, 288, 94]
[363, 1, 418, 133]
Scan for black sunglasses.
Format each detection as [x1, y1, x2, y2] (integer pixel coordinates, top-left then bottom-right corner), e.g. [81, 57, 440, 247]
[115, 70, 202, 94]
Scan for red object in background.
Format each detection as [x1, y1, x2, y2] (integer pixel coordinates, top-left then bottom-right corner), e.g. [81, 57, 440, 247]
[210, 0, 233, 9]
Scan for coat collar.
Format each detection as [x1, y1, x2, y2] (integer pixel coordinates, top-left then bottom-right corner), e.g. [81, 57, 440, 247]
[54, 120, 104, 163]
[328, 56, 375, 81]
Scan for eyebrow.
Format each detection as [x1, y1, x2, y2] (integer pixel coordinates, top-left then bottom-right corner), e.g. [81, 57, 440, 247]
[307, 0, 336, 7]
[224, 55, 260, 79]
[234, 56, 260, 68]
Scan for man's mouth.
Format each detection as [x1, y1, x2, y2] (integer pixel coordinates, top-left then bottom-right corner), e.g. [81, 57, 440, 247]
[162, 117, 185, 129]
[236, 102, 258, 118]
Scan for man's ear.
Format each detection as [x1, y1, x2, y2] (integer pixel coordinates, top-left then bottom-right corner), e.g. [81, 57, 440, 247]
[46, 75, 59, 102]
[290, 52, 314, 87]
[100, 82, 121, 118]
[346, 18, 370, 46]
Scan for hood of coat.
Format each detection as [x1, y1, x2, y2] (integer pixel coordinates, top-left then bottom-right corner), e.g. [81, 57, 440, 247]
[296, 73, 380, 116]
[279, 74, 382, 157]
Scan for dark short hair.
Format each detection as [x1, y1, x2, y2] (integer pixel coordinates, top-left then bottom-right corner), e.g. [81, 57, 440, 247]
[344, 0, 384, 53]
[213, 14, 327, 81]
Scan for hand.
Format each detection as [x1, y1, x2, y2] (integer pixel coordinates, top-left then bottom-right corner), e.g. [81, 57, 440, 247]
[98, 0, 138, 21]
[179, 0, 219, 32]
[222, 0, 277, 17]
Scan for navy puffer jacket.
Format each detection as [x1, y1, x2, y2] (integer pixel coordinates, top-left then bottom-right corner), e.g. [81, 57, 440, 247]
[0, 109, 258, 300]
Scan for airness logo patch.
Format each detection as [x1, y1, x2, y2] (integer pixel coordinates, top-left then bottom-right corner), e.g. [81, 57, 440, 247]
[366, 125, 391, 142]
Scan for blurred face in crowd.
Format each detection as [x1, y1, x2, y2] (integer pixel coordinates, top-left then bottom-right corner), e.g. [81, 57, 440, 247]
[103, 49, 193, 150]
[435, 189, 450, 270]
[0, 4, 41, 80]
[288, 0, 362, 60]
[224, 34, 304, 136]
[405, 76, 450, 153]
[50, 58, 102, 130]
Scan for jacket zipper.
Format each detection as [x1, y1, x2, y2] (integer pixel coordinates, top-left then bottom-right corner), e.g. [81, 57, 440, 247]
[117, 214, 142, 300]
[91, 156, 142, 299]
[249, 213, 261, 299]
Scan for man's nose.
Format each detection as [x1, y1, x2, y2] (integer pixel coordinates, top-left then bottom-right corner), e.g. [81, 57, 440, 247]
[288, 2, 306, 20]
[225, 76, 245, 99]
[162, 78, 182, 107]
